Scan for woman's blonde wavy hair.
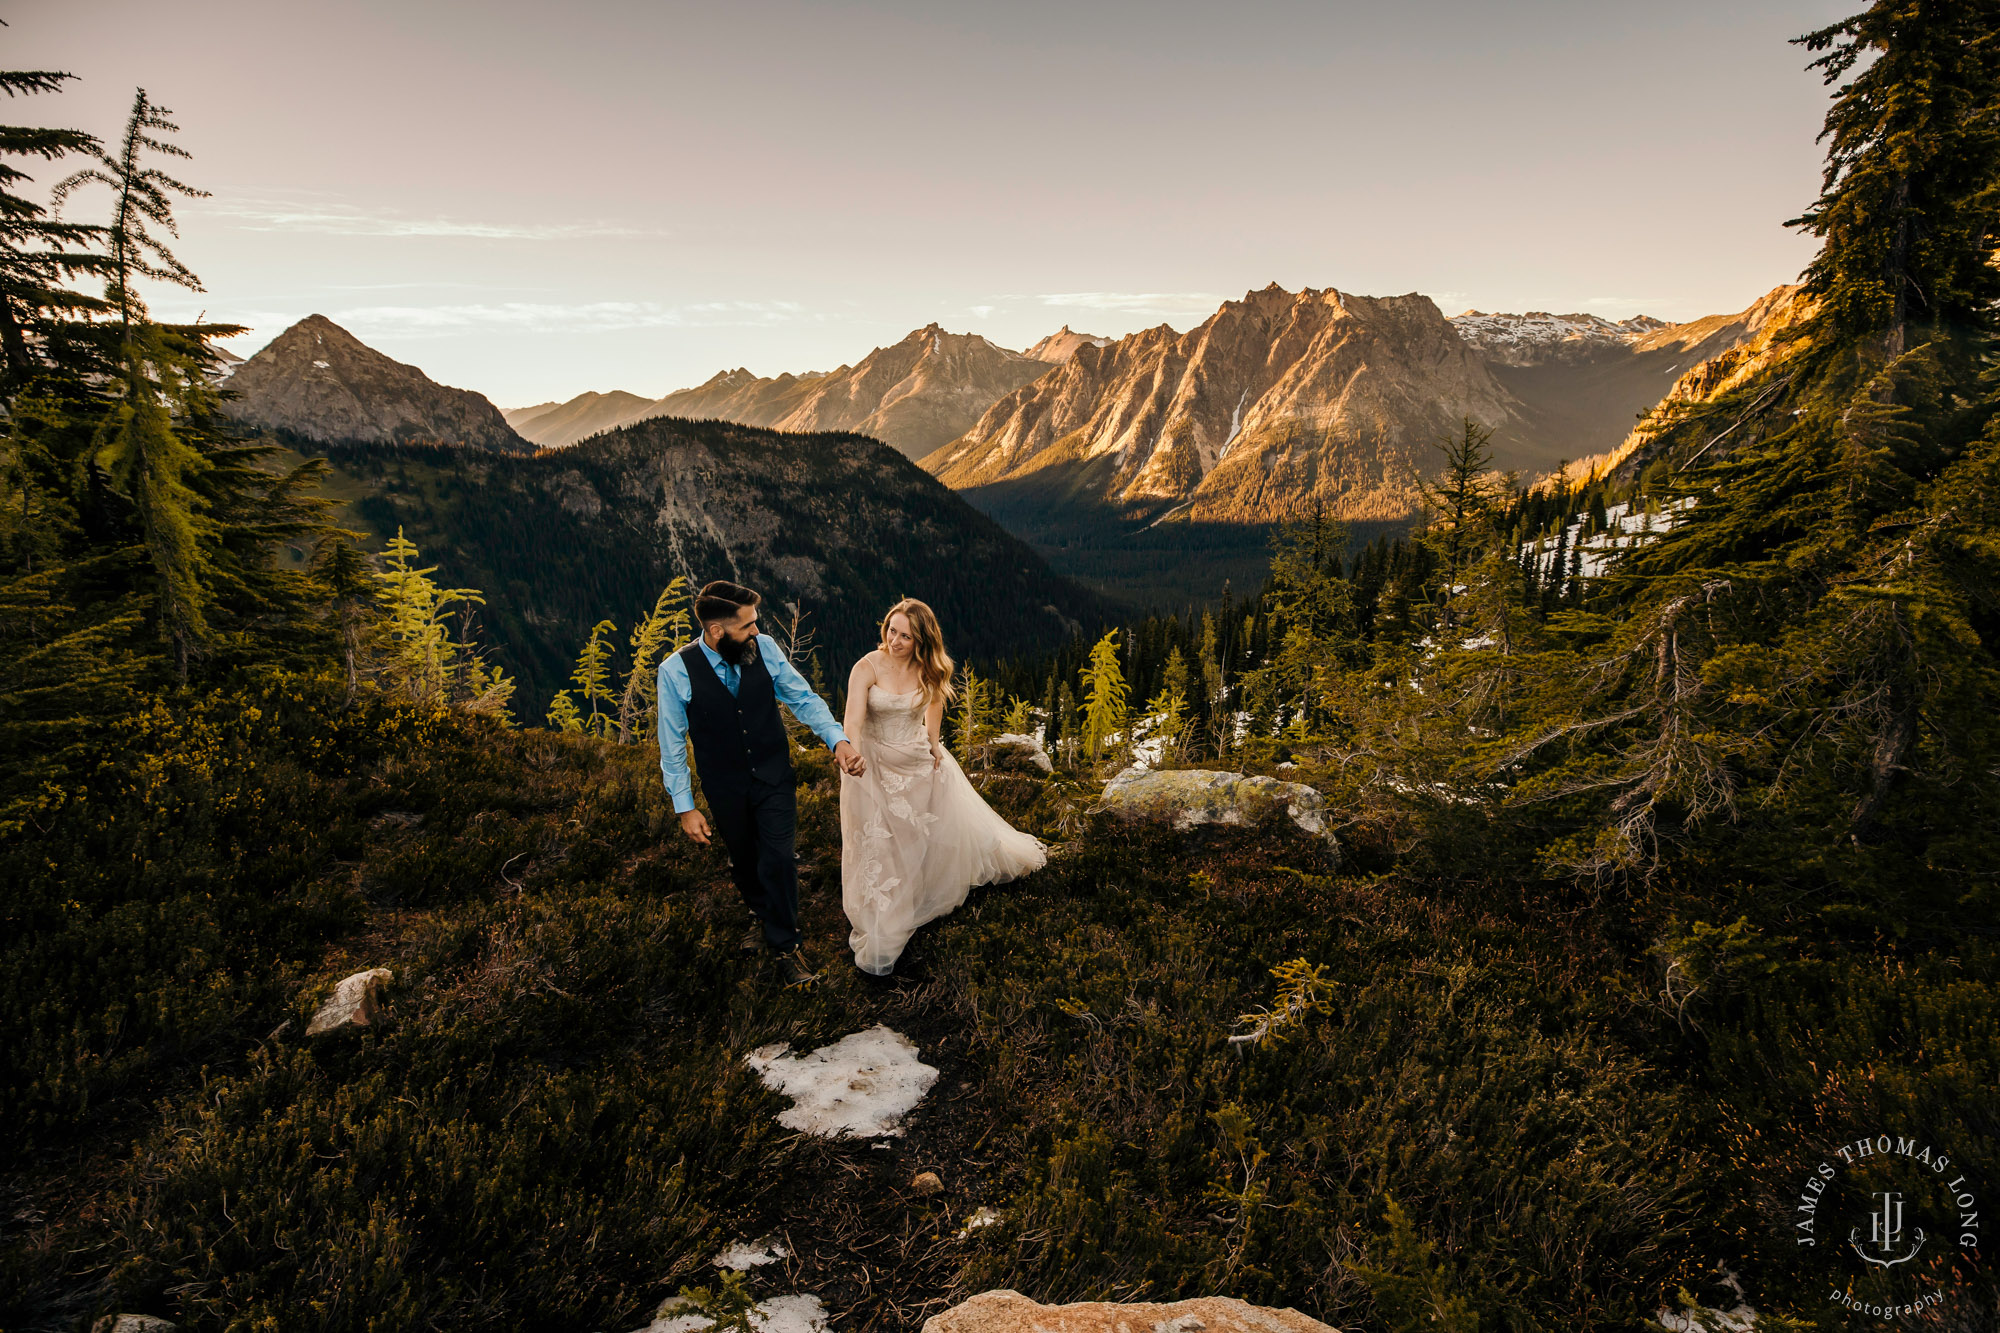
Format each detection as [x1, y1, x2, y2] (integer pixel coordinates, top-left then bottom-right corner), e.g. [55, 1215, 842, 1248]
[879, 598, 957, 705]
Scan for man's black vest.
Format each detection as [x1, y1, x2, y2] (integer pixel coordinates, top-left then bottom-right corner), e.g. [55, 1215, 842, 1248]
[680, 640, 794, 793]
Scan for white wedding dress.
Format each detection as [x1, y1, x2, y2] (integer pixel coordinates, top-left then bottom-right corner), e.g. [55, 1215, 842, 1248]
[841, 685, 1047, 975]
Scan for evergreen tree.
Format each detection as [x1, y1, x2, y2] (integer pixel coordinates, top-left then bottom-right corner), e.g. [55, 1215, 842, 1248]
[1790, 0, 2000, 359]
[0, 71, 109, 386]
[1498, 7, 2000, 899]
[309, 534, 374, 697]
[1257, 507, 1357, 733]
[52, 90, 242, 674]
[1053, 680, 1079, 767]
[1417, 418, 1503, 632]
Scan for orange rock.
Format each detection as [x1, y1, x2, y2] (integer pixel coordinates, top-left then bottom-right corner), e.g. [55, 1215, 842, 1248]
[921, 1290, 1340, 1333]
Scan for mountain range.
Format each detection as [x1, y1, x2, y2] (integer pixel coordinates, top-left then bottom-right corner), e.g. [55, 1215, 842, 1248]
[503, 324, 1065, 458]
[923, 283, 1797, 524]
[223, 285, 1796, 605]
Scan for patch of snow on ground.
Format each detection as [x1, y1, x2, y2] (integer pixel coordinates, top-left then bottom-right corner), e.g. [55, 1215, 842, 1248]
[744, 1025, 938, 1139]
[1523, 496, 1696, 591]
[713, 1237, 789, 1269]
[956, 1206, 1002, 1239]
[638, 1294, 830, 1333]
[1655, 1269, 1759, 1332]
[1116, 710, 1171, 777]
[1218, 388, 1248, 461]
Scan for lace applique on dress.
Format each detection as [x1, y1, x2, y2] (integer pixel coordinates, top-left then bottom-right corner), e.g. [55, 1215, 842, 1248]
[857, 857, 901, 911]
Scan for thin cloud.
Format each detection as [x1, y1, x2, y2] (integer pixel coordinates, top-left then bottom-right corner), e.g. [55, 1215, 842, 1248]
[195, 196, 656, 241]
[329, 299, 819, 338]
[1581, 295, 1671, 309]
[1038, 291, 1223, 315]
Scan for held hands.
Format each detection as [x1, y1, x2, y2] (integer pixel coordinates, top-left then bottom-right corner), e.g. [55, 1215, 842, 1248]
[678, 809, 712, 845]
[834, 740, 867, 777]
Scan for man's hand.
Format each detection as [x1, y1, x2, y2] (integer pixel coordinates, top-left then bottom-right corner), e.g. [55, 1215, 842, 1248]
[834, 740, 866, 777]
[678, 809, 712, 844]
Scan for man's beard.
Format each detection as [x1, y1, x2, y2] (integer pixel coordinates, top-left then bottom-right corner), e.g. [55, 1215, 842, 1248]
[715, 632, 757, 666]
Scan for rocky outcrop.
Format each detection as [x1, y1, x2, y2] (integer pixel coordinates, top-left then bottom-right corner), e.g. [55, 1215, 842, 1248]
[923, 284, 1530, 522]
[976, 732, 1053, 774]
[923, 1290, 1339, 1333]
[225, 316, 533, 453]
[504, 389, 654, 448]
[1096, 768, 1335, 845]
[91, 1316, 178, 1333]
[637, 325, 1055, 459]
[304, 967, 394, 1037]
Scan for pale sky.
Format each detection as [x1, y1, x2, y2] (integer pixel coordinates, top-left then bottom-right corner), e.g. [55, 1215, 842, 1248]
[20, 0, 1850, 407]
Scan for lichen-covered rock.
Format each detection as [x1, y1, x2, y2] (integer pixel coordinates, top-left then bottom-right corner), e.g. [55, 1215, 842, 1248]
[91, 1316, 179, 1333]
[976, 732, 1053, 774]
[304, 968, 394, 1037]
[922, 1290, 1339, 1333]
[1097, 768, 1335, 847]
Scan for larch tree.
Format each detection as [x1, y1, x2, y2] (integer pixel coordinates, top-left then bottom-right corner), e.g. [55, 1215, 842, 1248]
[1079, 628, 1130, 760]
[619, 579, 690, 743]
[567, 619, 618, 737]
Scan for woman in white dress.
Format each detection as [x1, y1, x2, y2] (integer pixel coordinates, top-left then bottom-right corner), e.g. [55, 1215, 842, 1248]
[840, 598, 1047, 976]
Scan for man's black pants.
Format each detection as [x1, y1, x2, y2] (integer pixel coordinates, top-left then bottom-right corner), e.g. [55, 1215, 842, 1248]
[703, 775, 801, 951]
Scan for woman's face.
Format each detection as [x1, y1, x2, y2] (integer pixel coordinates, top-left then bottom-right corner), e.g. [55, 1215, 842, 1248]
[883, 612, 916, 660]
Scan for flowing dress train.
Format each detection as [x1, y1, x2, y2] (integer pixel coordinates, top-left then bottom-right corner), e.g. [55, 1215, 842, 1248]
[841, 685, 1046, 974]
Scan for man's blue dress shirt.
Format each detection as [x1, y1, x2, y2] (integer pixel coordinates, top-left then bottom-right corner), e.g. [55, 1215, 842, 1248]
[656, 633, 847, 814]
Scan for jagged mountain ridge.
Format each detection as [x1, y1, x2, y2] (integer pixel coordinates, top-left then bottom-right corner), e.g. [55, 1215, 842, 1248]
[924, 283, 1534, 522]
[1450, 310, 1670, 366]
[324, 416, 1114, 707]
[924, 284, 1801, 524]
[1022, 326, 1112, 363]
[225, 315, 533, 454]
[507, 325, 1060, 459]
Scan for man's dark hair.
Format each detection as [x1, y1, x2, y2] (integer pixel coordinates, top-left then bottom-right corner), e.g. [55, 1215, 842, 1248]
[695, 580, 760, 628]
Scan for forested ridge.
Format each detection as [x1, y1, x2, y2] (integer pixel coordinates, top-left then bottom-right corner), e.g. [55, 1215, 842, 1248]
[301, 419, 1118, 711]
[4, 6, 1999, 1332]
